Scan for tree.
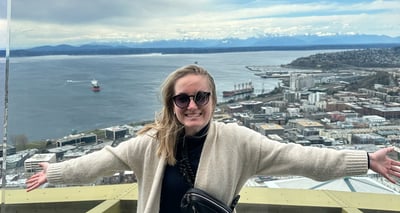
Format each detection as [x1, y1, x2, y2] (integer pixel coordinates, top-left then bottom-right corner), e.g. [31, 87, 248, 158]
[11, 134, 29, 151]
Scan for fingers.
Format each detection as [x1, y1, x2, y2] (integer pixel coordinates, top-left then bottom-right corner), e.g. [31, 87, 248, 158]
[392, 164, 400, 172]
[384, 174, 396, 184]
[26, 178, 39, 192]
[27, 172, 41, 180]
[25, 177, 38, 184]
[386, 170, 398, 184]
[26, 181, 41, 192]
[26, 176, 45, 192]
[386, 147, 395, 152]
[26, 171, 47, 192]
[392, 159, 400, 166]
[389, 164, 400, 177]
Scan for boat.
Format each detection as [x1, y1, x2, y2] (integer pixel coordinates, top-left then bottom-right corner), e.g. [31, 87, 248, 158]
[91, 79, 100, 92]
[222, 81, 254, 97]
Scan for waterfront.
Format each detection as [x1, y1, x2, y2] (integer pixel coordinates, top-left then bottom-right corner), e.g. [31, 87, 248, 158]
[5, 50, 337, 141]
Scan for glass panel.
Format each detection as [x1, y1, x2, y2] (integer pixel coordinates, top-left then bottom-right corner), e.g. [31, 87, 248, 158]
[3, 0, 400, 212]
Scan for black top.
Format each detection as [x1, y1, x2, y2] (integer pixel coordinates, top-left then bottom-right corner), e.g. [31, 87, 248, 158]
[159, 125, 208, 212]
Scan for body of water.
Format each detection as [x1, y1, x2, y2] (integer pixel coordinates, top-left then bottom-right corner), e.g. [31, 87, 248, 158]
[4, 50, 334, 141]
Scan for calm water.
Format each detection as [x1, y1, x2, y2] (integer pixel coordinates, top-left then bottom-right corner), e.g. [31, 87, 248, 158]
[3, 50, 333, 141]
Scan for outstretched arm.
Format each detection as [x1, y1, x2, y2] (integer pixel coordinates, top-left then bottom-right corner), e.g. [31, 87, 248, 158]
[369, 147, 400, 184]
[26, 162, 49, 192]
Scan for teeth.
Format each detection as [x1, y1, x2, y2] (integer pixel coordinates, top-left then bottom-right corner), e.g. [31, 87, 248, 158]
[186, 113, 201, 117]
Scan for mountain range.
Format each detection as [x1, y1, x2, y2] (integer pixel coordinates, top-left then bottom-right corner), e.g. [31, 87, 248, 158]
[3, 34, 400, 57]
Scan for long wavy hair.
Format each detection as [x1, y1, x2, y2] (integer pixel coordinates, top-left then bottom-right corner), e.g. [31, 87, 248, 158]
[137, 64, 217, 165]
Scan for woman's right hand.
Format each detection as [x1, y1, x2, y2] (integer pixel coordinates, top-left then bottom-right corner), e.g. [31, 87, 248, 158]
[26, 162, 49, 192]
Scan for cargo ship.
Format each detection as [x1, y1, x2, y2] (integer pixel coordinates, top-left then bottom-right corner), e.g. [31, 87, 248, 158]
[91, 79, 100, 92]
[223, 81, 254, 97]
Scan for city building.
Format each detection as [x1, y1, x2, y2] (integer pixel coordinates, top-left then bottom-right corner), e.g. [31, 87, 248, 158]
[56, 133, 97, 147]
[362, 115, 386, 126]
[0, 144, 16, 157]
[352, 133, 386, 145]
[47, 145, 76, 160]
[24, 153, 57, 177]
[254, 123, 285, 136]
[289, 73, 315, 91]
[362, 104, 400, 119]
[287, 119, 324, 135]
[226, 103, 243, 113]
[261, 106, 280, 115]
[105, 126, 129, 141]
[239, 100, 263, 112]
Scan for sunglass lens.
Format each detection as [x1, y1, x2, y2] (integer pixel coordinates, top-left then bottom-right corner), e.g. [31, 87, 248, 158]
[174, 94, 190, 108]
[195, 92, 209, 106]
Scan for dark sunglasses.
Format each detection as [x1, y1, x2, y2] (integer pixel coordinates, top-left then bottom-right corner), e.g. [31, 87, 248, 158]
[172, 91, 211, 109]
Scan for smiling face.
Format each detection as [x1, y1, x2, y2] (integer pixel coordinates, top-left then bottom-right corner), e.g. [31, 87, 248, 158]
[173, 74, 213, 136]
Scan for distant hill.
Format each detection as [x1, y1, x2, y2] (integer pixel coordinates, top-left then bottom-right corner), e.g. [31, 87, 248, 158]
[285, 46, 400, 70]
[2, 34, 400, 57]
[89, 34, 400, 48]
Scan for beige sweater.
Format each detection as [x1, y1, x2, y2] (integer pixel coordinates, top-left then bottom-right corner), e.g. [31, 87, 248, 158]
[47, 121, 368, 213]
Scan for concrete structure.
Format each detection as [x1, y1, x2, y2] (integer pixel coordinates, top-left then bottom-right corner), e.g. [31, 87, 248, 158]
[362, 115, 386, 126]
[226, 103, 243, 113]
[290, 73, 315, 91]
[3, 183, 399, 213]
[246, 174, 398, 195]
[287, 119, 324, 135]
[352, 133, 386, 145]
[362, 104, 400, 119]
[284, 90, 300, 103]
[47, 145, 76, 160]
[308, 92, 326, 104]
[24, 153, 56, 177]
[105, 126, 128, 141]
[0, 144, 16, 157]
[56, 133, 97, 147]
[261, 106, 280, 115]
[255, 123, 285, 136]
[239, 100, 263, 112]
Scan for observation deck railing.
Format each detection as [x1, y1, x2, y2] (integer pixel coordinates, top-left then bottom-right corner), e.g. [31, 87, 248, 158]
[2, 183, 399, 213]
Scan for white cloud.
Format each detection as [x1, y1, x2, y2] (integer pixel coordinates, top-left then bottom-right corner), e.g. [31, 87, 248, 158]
[7, 0, 400, 48]
[0, 19, 8, 49]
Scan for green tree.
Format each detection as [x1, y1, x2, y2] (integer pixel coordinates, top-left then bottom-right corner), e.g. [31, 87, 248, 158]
[11, 134, 29, 151]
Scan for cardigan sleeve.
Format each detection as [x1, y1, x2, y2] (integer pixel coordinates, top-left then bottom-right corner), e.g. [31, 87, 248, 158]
[46, 133, 155, 184]
[254, 135, 369, 181]
[225, 123, 369, 181]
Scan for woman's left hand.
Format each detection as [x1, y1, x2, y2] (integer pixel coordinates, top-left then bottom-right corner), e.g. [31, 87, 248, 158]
[369, 147, 400, 184]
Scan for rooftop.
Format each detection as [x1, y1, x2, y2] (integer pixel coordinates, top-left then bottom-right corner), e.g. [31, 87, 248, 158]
[260, 123, 284, 130]
[24, 153, 55, 163]
[246, 175, 399, 195]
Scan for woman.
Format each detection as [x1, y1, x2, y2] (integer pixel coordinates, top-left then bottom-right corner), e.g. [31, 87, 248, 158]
[27, 64, 400, 213]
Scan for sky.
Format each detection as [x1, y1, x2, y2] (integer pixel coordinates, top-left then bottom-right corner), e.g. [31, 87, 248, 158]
[0, 0, 400, 48]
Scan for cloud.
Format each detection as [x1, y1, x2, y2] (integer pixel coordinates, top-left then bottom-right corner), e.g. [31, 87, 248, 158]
[0, 0, 8, 50]
[11, 0, 212, 25]
[6, 0, 400, 48]
[0, 20, 7, 49]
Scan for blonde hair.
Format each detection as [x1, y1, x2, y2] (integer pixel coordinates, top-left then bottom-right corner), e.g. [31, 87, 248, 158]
[137, 64, 217, 165]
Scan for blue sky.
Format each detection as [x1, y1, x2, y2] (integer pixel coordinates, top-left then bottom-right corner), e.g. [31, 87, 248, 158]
[1, 0, 399, 48]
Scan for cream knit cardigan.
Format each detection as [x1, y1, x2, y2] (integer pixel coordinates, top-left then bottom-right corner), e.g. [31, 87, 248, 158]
[47, 121, 368, 213]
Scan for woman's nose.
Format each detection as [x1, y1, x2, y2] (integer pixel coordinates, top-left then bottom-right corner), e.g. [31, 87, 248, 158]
[187, 97, 197, 108]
